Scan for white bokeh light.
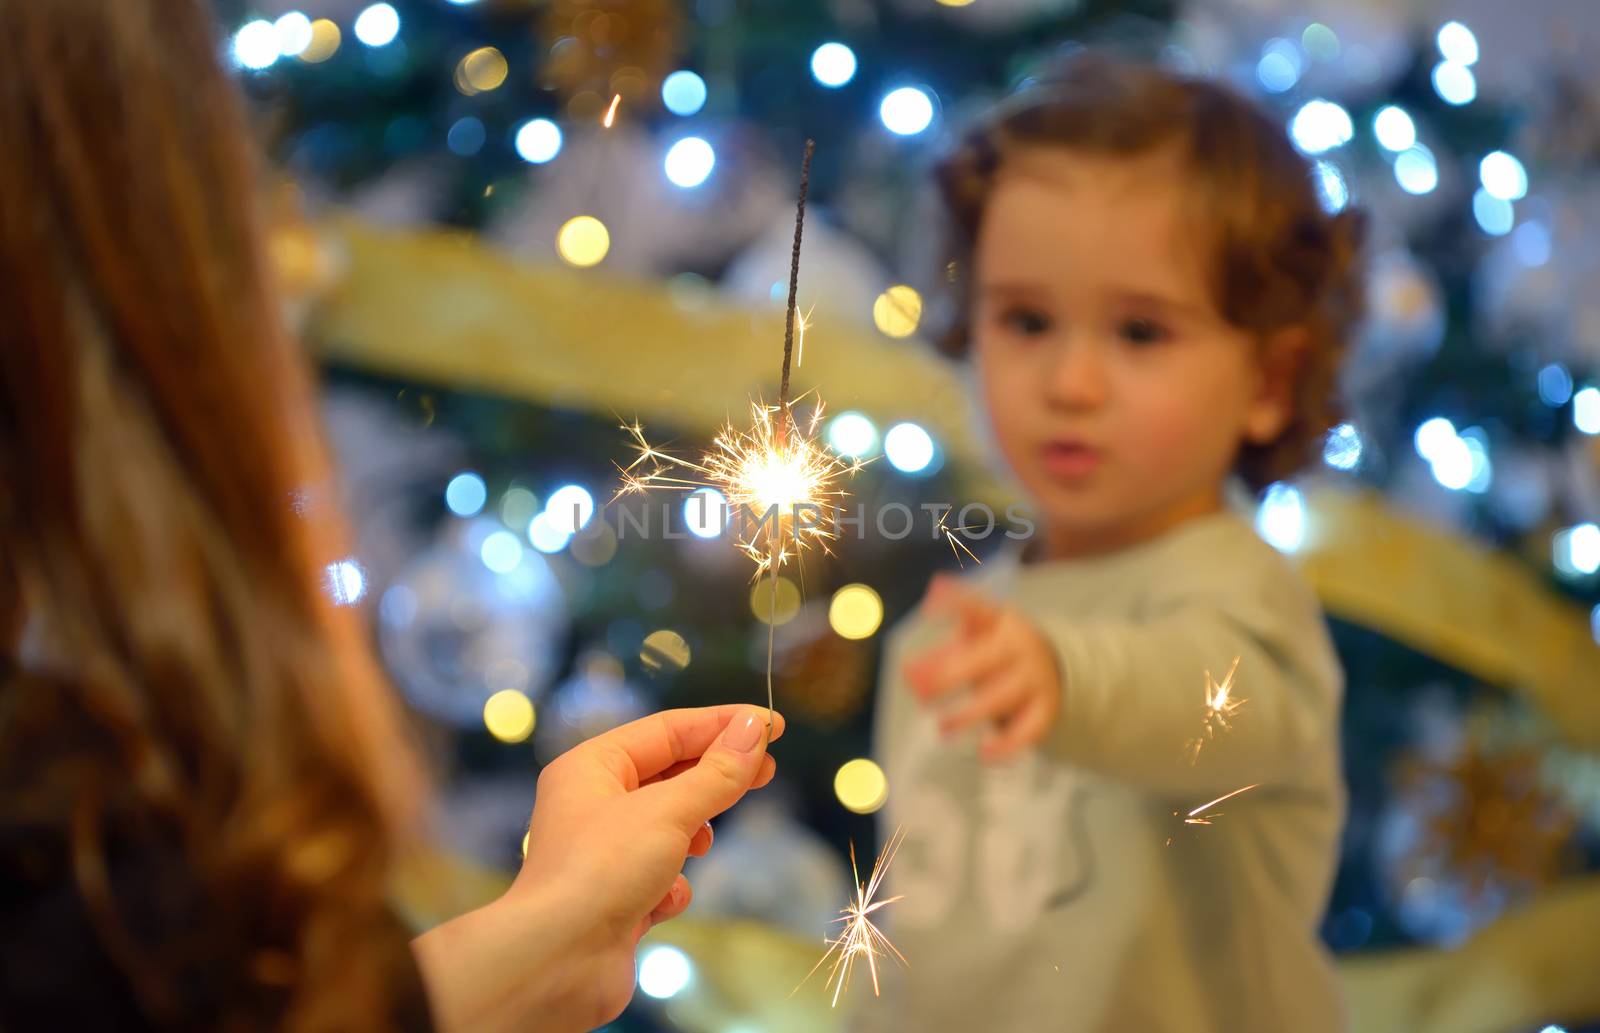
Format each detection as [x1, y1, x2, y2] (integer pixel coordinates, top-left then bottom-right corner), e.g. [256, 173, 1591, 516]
[1314, 161, 1349, 213]
[1255, 39, 1303, 93]
[1575, 386, 1600, 435]
[1432, 61, 1476, 106]
[1256, 483, 1307, 553]
[324, 559, 367, 606]
[514, 118, 562, 164]
[232, 20, 281, 70]
[1479, 151, 1528, 201]
[661, 70, 708, 116]
[1512, 220, 1551, 267]
[884, 422, 935, 474]
[354, 3, 400, 47]
[811, 42, 857, 87]
[638, 945, 692, 999]
[445, 472, 488, 517]
[684, 488, 727, 539]
[481, 530, 525, 574]
[527, 512, 572, 554]
[664, 136, 716, 188]
[274, 13, 314, 58]
[880, 87, 935, 136]
[1373, 106, 1416, 151]
[1537, 363, 1573, 407]
[1437, 21, 1479, 65]
[1394, 145, 1439, 195]
[1473, 189, 1514, 236]
[1323, 423, 1362, 471]
[544, 484, 595, 534]
[1289, 100, 1353, 155]
[827, 411, 878, 458]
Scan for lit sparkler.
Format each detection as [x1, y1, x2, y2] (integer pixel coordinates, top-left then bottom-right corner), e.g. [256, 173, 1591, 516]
[1185, 655, 1246, 763]
[1167, 783, 1260, 845]
[611, 141, 865, 714]
[602, 92, 621, 128]
[797, 827, 908, 1007]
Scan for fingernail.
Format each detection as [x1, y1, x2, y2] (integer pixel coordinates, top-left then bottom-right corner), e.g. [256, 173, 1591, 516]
[724, 711, 763, 753]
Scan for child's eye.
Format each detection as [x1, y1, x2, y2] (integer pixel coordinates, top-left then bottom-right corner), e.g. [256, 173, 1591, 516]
[1000, 307, 1053, 337]
[1118, 317, 1170, 346]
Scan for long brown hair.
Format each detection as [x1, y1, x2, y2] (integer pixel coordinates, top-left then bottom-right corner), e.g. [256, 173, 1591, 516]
[0, 1, 426, 1028]
[934, 52, 1368, 492]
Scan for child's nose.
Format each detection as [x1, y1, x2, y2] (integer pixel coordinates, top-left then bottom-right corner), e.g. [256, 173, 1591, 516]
[1043, 339, 1111, 410]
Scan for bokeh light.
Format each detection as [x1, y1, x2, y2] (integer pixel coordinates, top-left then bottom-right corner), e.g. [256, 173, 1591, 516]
[1323, 423, 1362, 471]
[664, 136, 716, 188]
[1289, 99, 1353, 155]
[299, 19, 341, 63]
[1314, 161, 1348, 213]
[480, 529, 525, 574]
[1472, 189, 1513, 236]
[661, 70, 708, 116]
[872, 284, 922, 338]
[810, 42, 857, 88]
[483, 689, 536, 743]
[274, 13, 314, 58]
[1255, 38, 1303, 94]
[1575, 387, 1600, 435]
[556, 215, 610, 267]
[528, 511, 573, 553]
[447, 116, 486, 156]
[1537, 364, 1573, 407]
[827, 412, 878, 458]
[1512, 220, 1551, 267]
[1394, 145, 1438, 195]
[353, 3, 400, 47]
[1437, 21, 1480, 65]
[884, 422, 935, 474]
[1432, 61, 1476, 106]
[750, 576, 801, 625]
[834, 758, 889, 814]
[640, 629, 691, 674]
[1553, 523, 1600, 577]
[456, 46, 508, 95]
[684, 487, 727, 538]
[880, 86, 935, 136]
[232, 20, 280, 71]
[1372, 106, 1416, 151]
[324, 559, 367, 606]
[446, 471, 488, 517]
[1479, 151, 1528, 201]
[1256, 483, 1306, 553]
[544, 484, 595, 533]
[829, 583, 883, 640]
[638, 945, 692, 999]
[514, 118, 562, 163]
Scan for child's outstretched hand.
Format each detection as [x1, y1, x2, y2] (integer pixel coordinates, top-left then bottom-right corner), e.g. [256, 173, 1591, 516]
[903, 573, 1062, 762]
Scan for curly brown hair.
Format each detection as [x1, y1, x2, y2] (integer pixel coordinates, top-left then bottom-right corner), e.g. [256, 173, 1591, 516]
[933, 52, 1368, 493]
[0, 0, 427, 1029]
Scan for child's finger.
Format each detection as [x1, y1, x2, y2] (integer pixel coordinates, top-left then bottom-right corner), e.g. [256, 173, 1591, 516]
[937, 671, 1033, 736]
[922, 574, 1000, 632]
[905, 623, 1013, 701]
[980, 697, 1056, 762]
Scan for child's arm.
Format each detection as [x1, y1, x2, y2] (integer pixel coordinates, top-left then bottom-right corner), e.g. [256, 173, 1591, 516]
[904, 572, 1340, 798]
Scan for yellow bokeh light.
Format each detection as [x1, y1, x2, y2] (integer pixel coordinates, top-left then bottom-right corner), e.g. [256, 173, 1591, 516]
[455, 46, 509, 95]
[750, 575, 801, 625]
[483, 689, 536, 743]
[834, 758, 889, 814]
[299, 19, 341, 64]
[520, 829, 530, 860]
[570, 521, 619, 567]
[640, 628, 691, 673]
[556, 215, 610, 268]
[872, 285, 922, 338]
[829, 583, 883, 640]
[936, 0, 976, 5]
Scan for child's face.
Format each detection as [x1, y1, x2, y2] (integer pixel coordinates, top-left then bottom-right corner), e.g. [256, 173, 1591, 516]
[972, 146, 1292, 557]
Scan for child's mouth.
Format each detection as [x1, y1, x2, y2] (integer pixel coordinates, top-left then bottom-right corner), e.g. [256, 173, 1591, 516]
[1040, 440, 1103, 478]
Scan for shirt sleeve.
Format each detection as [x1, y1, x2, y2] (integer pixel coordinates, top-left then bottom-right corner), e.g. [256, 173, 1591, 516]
[1034, 569, 1342, 799]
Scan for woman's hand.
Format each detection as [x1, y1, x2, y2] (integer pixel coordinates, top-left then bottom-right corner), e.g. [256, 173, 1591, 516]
[904, 573, 1062, 762]
[413, 705, 784, 1033]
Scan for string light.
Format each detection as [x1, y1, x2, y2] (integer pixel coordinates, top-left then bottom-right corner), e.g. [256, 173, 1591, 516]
[661, 70, 708, 116]
[827, 412, 878, 458]
[514, 118, 562, 163]
[750, 576, 801, 625]
[834, 758, 889, 814]
[664, 136, 716, 188]
[483, 689, 536, 743]
[880, 86, 935, 136]
[455, 46, 508, 95]
[829, 584, 883, 640]
[638, 946, 692, 999]
[232, 20, 280, 71]
[1372, 106, 1416, 152]
[1394, 145, 1439, 195]
[1289, 99, 1353, 155]
[1432, 61, 1476, 106]
[299, 19, 341, 63]
[445, 472, 488, 517]
[883, 422, 935, 474]
[1255, 483, 1306, 553]
[872, 285, 922, 338]
[274, 13, 314, 58]
[556, 215, 610, 267]
[353, 3, 400, 48]
[811, 42, 857, 88]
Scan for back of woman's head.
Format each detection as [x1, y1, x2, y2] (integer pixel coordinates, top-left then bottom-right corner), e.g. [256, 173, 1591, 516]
[0, 1, 424, 1027]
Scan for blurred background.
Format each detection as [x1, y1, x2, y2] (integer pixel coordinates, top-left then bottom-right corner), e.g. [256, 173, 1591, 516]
[216, 0, 1599, 1029]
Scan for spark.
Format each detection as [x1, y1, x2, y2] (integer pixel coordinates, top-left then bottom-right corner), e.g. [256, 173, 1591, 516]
[934, 509, 982, 568]
[602, 93, 621, 128]
[795, 304, 814, 367]
[1167, 783, 1260, 845]
[797, 827, 908, 1007]
[1185, 656, 1246, 763]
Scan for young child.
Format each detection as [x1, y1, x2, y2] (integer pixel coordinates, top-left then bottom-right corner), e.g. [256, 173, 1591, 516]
[868, 54, 1364, 1032]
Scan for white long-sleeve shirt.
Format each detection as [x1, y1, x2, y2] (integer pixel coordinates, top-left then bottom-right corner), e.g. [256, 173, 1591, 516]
[866, 511, 1346, 1033]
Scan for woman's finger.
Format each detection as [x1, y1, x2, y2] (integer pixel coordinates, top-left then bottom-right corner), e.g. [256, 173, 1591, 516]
[687, 822, 713, 857]
[575, 705, 787, 788]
